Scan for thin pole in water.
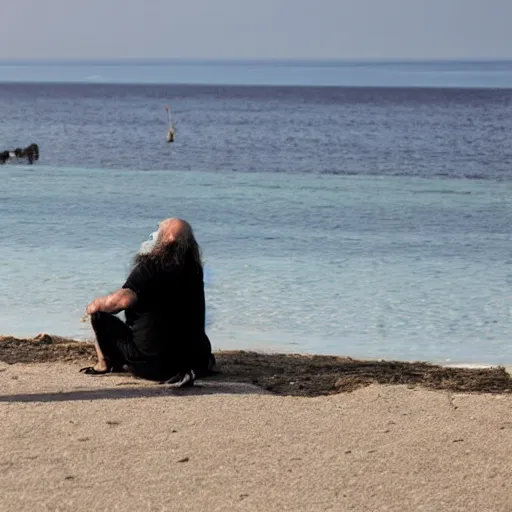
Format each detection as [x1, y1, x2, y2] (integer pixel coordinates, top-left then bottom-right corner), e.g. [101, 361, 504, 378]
[165, 105, 174, 143]
[165, 105, 171, 128]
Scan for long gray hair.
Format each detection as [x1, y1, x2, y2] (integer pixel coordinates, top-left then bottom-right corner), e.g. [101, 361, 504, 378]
[133, 224, 203, 274]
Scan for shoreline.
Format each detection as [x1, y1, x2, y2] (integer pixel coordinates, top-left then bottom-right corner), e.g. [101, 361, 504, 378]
[2, 334, 512, 396]
[4, 329, 511, 370]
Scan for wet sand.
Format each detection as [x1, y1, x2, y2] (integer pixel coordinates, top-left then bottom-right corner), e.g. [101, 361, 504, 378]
[1, 335, 512, 511]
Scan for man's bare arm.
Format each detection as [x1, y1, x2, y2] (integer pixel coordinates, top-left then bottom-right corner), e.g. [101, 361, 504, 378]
[86, 288, 137, 315]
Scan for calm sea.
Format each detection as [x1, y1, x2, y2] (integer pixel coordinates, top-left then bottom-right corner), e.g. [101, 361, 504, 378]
[1, 60, 511, 365]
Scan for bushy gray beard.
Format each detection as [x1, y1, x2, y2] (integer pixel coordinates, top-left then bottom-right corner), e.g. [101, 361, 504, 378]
[138, 231, 159, 255]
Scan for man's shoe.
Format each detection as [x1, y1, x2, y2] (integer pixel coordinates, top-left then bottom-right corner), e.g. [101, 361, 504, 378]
[164, 369, 196, 388]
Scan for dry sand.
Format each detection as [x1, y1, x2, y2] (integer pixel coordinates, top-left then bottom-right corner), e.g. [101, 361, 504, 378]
[1, 353, 512, 511]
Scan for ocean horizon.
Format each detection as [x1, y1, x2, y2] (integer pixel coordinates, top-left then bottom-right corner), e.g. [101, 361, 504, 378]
[1, 59, 512, 88]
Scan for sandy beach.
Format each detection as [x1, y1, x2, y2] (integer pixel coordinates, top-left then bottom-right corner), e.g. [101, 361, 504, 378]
[1, 336, 512, 511]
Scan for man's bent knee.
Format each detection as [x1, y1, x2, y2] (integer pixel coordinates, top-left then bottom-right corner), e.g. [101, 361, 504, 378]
[90, 311, 108, 327]
[90, 311, 122, 334]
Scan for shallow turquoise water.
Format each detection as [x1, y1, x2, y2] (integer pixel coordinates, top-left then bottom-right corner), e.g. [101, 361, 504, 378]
[2, 166, 511, 365]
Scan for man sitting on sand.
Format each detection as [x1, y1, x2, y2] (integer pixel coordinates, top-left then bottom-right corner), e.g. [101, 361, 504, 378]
[81, 218, 214, 388]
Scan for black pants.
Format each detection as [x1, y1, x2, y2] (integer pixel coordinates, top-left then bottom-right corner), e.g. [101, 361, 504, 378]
[90, 312, 214, 381]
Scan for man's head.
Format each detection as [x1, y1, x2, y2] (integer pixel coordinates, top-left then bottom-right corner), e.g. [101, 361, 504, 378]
[135, 218, 202, 272]
[157, 218, 191, 246]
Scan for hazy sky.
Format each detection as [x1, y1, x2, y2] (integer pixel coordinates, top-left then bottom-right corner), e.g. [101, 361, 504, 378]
[2, 0, 511, 60]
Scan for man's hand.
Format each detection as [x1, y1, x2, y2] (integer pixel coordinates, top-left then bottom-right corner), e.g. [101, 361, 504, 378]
[85, 299, 102, 315]
[85, 289, 138, 315]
